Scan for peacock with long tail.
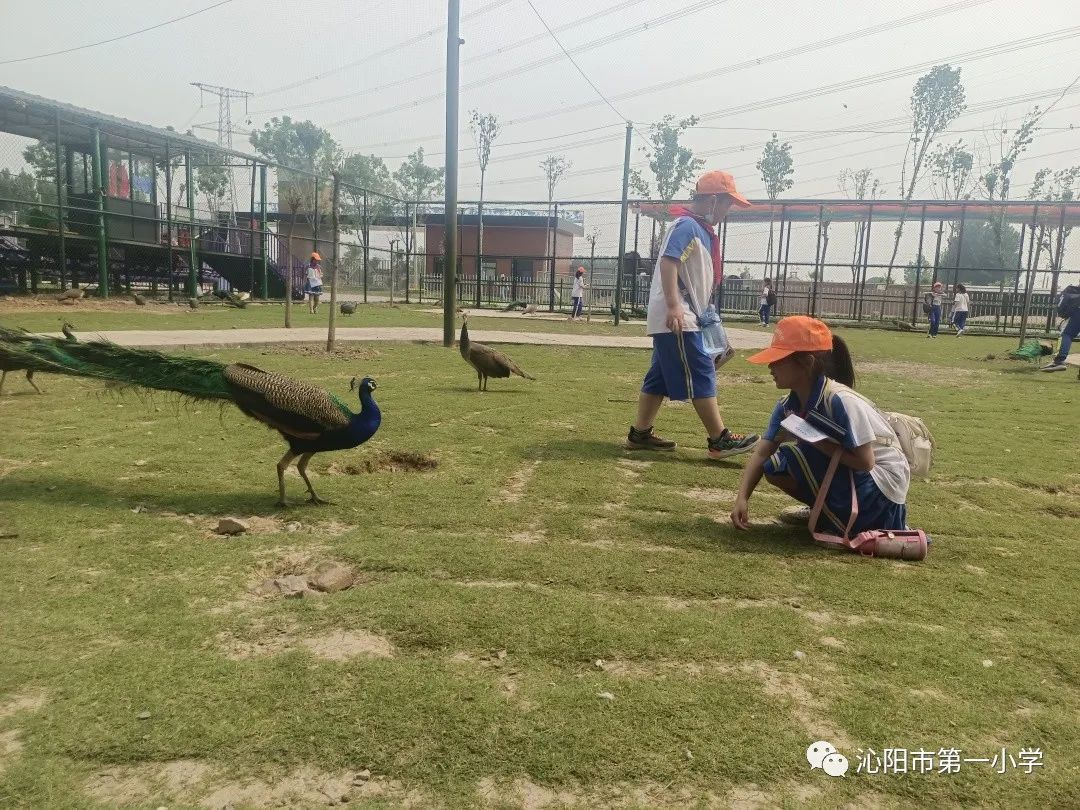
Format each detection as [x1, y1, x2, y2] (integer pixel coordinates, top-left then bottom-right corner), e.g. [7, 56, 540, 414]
[0, 329, 381, 506]
[459, 313, 535, 391]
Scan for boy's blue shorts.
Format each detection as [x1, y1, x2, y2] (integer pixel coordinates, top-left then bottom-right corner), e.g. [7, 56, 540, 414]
[641, 331, 716, 401]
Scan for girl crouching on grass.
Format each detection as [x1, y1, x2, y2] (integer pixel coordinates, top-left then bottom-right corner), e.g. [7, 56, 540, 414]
[730, 316, 910, 535]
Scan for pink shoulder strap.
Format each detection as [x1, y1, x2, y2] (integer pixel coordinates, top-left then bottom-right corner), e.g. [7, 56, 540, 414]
[809, 447, 859, 543]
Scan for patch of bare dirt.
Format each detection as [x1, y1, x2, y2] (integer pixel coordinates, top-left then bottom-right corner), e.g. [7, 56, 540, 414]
[861, 360, 987, 381]
[500, 460, 540, 503]
[327, 449, 437, 475]
[292, 345, 382, 361]
[0, 730, 23, 777]
[85, 761, 423, 808]
[0, 692, 46, 721]
[682, 486, 737, 503]
[818, 636, 846, 649]
[220, 627, 394, 661]
[509, 527, 546, 544]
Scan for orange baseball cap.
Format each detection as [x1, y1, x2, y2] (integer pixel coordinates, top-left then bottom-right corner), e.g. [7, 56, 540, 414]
[695, 170, 751, 208]
[311, 252, 321, 261]
[747, 316, 833, 364]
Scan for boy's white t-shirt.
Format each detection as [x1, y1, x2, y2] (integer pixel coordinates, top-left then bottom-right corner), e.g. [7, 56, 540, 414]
[572, 276, 585, 297]
[307, 266, 321, 285]
[645, 216, 715, 335]
[760, 286, 771, 306]
[953, 292, 970, 312]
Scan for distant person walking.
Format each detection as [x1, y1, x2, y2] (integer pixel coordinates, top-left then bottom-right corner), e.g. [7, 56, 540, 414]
[950, 283, 970, 335]
[570, 266, 588, 320]
[926, 281, 944, 338]
[759, 279, 774, 326]
[305, 252, 323, 315]
[625, 170, 759, 460]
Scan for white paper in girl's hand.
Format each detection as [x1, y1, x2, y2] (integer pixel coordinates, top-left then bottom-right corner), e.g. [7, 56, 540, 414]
[781, 414, 831, 444]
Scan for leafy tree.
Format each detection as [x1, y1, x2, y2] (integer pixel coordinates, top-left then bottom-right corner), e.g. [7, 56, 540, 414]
[249, 116, 339, 174]
[339, 152, 398, 253]
[394, 147, 444, 201]
[757, 132, 794, 271]
[630, 115, 703, 204]
[927, 140, 974, 200]
[884, 64, 967, 282]
[903, 255, 931, 286]
[0, 168, 42, 218]
[938, 220, 1021, 285]
[469, 110, 499, 279]
[980, 108, 1042, 269]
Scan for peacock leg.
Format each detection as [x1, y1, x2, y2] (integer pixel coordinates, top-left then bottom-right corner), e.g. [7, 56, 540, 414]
[0, 370, 6, 395]
[297, 452, 329, 505]
[26, 371, 43, 394]
[276, 450, 297, 507]
[476, 371, 483, 391]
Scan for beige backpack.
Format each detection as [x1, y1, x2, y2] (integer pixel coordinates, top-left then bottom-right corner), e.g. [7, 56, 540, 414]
[822, 380, 936, 477]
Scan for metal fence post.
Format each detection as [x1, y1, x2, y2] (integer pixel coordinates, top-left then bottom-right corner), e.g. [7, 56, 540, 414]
[248, 162, 257, 294]
[780, 218, 793, 315]
[406, 201, 413, 305]
[53, 110, 67, 290]
[911, 204, 927, 325]
[1018, 203, 1039, 347]
[164, 138, 174, 300]
[92, 127, 109, 297]
[362, 191, 369, 303]
[857, 204, 874, 321]
[950, 203, 967, 289]
[1044, 203, 1067, 334]
[548, 201, 558, 312]
[260, 164, 269, 299]
[810, 205, 824, 317]
[327, 171, 340, 352]
[614, 122, 632, 325]
[1010, 222, 1026, 329]
[185, 150, 197, 298]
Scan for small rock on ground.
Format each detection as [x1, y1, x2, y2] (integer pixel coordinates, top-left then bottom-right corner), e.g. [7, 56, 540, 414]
[307, 561, 355, 594]
[214, 517, 250, 536]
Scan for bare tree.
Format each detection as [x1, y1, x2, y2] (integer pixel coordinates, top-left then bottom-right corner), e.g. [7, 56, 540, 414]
[279, 174, 310, 328]
[585, 226, 600, 322]
[839, 168, 881, 287]
[469, 110, 500, 288]
[884, 64, 967, 284]
[539, 155, 571, 278]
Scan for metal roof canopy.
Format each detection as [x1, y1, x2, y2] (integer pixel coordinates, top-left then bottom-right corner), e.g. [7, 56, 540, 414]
[632, 199, 1080, 227]
[0, 85, 264, 163]
[420, 212, 585, 236]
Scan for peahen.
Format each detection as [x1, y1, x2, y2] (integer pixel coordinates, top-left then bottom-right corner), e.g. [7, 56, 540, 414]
[458, 313, 535, 391]
[0, 323, 76, 395]
[0, 331, 381, 506]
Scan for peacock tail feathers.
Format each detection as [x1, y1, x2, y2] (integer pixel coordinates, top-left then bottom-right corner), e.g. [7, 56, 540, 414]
[0, 329, 233, 401]
[222, 364, 351, 428]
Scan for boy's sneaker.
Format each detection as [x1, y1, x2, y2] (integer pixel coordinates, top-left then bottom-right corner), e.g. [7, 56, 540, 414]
[707, 429, 759, 459]
[1041, 361, 1068, 372]
[626, 425, 677, 451]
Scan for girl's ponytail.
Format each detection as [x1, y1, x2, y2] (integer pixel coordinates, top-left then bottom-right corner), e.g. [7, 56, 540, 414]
[824, 335, 856, 388]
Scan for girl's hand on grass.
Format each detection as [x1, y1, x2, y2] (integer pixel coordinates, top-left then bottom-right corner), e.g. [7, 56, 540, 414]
[730, 496, 751, 531]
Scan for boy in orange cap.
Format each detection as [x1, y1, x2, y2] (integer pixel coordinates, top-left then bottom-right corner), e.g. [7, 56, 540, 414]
[730, 316, 910, 533]
[625, 170, 758, 459]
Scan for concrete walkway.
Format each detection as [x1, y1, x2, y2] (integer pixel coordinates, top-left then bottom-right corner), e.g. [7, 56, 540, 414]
[54, 325, 773, 351]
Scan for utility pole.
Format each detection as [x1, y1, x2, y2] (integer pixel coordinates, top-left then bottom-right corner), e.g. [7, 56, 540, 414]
[613, 122, 633, 326]
[443, 0, 462, 347]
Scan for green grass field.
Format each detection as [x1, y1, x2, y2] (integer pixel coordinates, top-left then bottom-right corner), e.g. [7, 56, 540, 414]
[0, 310, 1077, 808]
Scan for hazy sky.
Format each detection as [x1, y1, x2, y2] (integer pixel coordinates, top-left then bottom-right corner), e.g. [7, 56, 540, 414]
[3, 0, 1078, 253]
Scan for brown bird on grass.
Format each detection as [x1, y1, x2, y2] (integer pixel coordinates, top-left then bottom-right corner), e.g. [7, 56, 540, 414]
[458, 314, 535, 391]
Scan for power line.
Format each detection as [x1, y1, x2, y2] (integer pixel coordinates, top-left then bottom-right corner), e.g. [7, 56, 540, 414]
[334, 0, 1000, 152]
[257, 0, 516, 97]
[330, 0, 726, 127]
[0, 1, 236, 65]
[248, 0, 653, 116]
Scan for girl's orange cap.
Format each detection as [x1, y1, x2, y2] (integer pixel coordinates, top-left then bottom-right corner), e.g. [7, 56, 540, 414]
[747, 316, 833, 364]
